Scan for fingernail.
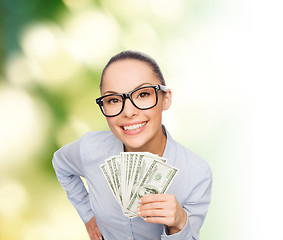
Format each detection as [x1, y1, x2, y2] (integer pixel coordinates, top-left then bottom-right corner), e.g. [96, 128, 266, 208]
[138, 199, 141, 204]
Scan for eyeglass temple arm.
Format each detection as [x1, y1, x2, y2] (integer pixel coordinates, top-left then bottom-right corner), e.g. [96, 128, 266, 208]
[159, 85, 167, 92]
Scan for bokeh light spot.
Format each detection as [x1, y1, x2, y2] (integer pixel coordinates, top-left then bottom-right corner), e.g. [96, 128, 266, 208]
[21, 23, 81, 86]
[5, 53, 32, 86]
[0, 86, 50, 172]
[0, 179, 29, 218]
[63, 10, 120, 67]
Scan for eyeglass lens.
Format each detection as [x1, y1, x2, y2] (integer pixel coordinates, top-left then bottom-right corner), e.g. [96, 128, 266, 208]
[101, 87, 157, 116]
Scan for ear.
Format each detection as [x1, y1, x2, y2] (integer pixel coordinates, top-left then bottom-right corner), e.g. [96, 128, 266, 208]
[162, 89, 172, 111]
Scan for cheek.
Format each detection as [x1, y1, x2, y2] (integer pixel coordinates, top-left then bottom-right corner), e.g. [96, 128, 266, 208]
[147, 106, 163, 123]
[106, 118, 117, 131]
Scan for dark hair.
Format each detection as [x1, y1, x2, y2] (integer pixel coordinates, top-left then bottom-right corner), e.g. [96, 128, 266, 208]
[100, 50, 166, 91]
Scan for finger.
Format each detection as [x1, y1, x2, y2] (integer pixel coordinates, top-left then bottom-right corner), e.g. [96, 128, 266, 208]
[144, 215, 179, 227]
[88, 231, 98, 240]
[139, 193, 175, 204]
[143, 216, 171, 225]
[138, 208, 169, 218]
[139, 201, 168, 211]
[88, 226, 102, 240]
[92, 227, 102, 240]
[94, 229, 103, 240]
[139, 196, 179, 212]
[90, 233, 103, 240]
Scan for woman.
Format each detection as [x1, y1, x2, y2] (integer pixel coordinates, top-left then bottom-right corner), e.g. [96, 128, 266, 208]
[52, 50, 212, 240]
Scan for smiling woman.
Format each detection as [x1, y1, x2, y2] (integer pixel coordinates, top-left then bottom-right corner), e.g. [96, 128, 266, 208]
[52, 50, 212, 240]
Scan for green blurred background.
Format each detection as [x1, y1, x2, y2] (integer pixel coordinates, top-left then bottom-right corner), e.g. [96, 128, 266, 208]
[1, 0, 282, 239]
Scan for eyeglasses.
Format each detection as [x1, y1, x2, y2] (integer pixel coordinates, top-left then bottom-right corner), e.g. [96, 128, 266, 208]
[96, 85, 167, 117]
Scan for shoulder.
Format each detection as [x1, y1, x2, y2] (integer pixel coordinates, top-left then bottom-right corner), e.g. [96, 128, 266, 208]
[54, 131, 119, 161]
[56, 131, 115, 151]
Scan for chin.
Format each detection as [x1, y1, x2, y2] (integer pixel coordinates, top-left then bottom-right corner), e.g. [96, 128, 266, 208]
[123, 138, 148, 152]
[112, 125, 155, 152]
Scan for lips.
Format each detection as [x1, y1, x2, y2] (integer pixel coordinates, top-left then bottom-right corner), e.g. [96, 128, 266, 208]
[122, 122, 147, 131]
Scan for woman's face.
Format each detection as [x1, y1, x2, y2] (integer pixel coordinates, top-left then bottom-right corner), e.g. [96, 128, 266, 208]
[101, 59, 171, 153]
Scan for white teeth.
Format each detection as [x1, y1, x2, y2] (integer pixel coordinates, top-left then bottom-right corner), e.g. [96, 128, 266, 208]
[123, 122, 146, 131]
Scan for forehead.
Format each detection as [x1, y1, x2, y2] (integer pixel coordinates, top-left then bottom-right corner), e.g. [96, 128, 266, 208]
[102, 59, 160, 94]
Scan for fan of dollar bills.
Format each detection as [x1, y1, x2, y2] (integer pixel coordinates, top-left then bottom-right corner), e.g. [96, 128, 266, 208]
[100, 152, 178, 218]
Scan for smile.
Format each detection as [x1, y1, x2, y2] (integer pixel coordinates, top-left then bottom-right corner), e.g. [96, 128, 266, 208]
[122, 122, 147, 131]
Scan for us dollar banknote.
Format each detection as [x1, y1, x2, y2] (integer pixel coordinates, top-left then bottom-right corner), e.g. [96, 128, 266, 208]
[100, 152, 178, 218]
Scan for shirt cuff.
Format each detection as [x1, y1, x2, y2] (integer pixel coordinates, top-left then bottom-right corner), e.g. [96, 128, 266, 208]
[75, 201, 95, 224]
[81, 208, 95, 224]
[161, 210, 192, 240]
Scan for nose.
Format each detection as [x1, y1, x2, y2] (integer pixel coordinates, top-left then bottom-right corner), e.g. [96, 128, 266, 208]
[122, 98, 138, 118]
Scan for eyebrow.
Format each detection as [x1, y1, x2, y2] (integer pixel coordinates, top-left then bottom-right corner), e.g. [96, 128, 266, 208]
[102, 82, 154, 95]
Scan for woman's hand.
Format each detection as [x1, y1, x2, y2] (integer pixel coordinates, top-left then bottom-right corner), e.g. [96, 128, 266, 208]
[85, 216, 103, 240]
[137, 194, 187, 235]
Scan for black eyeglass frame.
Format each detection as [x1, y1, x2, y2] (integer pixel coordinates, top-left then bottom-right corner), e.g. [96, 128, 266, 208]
[96, 85, 167, 117]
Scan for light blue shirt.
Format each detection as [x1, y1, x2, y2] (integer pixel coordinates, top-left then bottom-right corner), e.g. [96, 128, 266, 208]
[52, 128, 212, 240]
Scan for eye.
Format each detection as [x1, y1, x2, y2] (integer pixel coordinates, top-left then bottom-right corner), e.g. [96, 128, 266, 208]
[109, 98, 120, 104]
[138, 91, 151, 98]
[104, 97, 121, 105]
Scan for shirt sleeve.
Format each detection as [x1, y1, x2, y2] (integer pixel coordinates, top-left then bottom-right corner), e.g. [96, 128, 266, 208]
[161, 166, 213, 240]
[52, 139, 94, 224]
